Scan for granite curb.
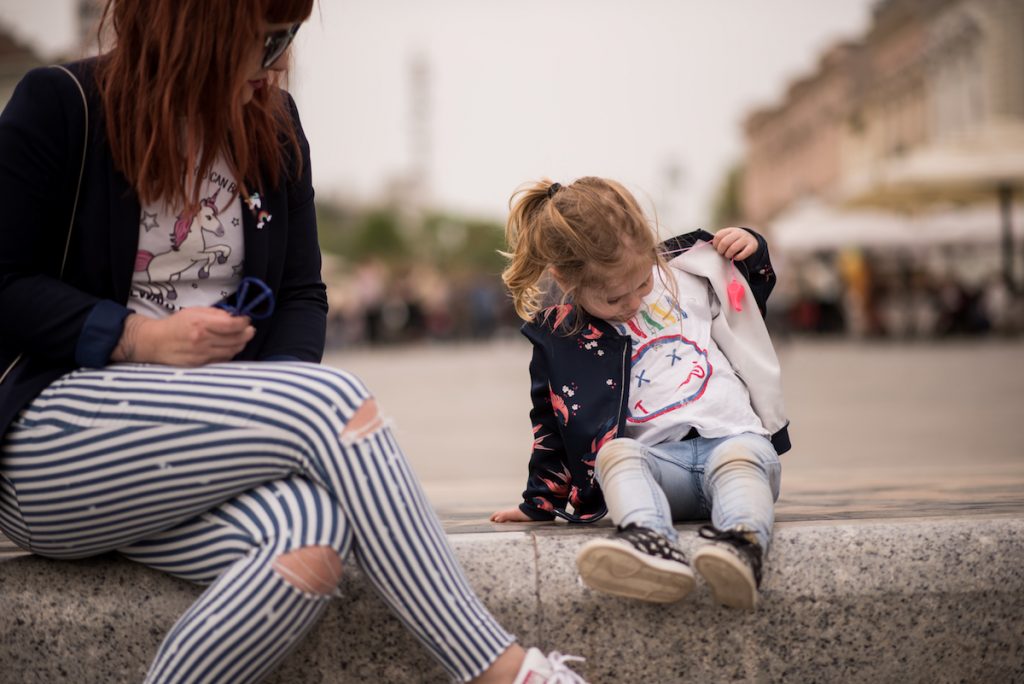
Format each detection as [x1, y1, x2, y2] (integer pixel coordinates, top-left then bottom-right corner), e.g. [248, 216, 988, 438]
[1, 516, 1022, 683]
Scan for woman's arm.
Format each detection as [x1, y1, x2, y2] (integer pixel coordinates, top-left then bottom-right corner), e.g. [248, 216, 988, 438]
[251, 94, 327, 362]
[0, 66, 126, 368]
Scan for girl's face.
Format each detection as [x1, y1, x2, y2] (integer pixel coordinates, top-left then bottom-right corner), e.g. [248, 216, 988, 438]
[568, 249, 656, 323]
[241, 22, 300, 104]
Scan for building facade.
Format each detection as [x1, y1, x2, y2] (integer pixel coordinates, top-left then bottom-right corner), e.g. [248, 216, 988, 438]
[743, 0, 1024, 226]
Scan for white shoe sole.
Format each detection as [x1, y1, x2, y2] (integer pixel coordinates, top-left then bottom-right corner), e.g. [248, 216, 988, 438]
[693, 544, 758, 610]
[576, 538, 696, 603]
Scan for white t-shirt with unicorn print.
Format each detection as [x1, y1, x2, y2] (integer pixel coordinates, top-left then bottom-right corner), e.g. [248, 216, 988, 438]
[612, 265, 768, 447]
[129, 156, 245, 319]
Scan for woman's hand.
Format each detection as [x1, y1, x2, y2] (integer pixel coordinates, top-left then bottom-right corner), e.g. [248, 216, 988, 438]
[112, 308, 255, 366]
[490, 507, 534, 523]
[712, 227, 759, 260]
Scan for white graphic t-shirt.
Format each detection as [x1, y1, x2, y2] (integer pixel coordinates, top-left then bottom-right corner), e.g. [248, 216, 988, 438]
[612, 266, 767, 446]
[129, 157, 245, 319]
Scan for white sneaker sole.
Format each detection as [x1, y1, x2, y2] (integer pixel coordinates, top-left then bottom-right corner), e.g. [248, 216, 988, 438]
[576, 538, 696, 603]
[693, 544, 758, 610]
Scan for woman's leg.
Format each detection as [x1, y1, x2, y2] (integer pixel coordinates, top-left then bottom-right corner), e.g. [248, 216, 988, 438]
[0, 362, 513, 682]
[120, 476, 351, 684]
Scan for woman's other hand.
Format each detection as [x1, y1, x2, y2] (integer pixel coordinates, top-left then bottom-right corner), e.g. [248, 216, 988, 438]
[490, 507, 534, 523]
[112, 308, 255, 366]
[712, 227, 758, 261]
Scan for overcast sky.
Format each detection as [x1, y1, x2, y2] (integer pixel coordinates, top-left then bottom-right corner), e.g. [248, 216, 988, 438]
[1, 0, 875, 228]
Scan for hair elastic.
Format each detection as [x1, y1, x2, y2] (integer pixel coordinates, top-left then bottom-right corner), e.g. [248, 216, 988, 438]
[547, 182, 562, 199]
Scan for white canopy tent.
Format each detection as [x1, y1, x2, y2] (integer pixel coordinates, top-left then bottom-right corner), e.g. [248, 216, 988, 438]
[769, 197, 1024, 254]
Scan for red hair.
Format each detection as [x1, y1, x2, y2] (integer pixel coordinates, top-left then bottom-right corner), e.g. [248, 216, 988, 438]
[96, 0, 315, 213]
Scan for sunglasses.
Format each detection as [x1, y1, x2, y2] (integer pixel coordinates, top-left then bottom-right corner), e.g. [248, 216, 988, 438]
[262, 23, 301, 69]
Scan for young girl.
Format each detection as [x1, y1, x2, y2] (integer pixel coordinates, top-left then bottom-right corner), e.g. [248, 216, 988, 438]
[491, 177, 790, 610]
[0, 2, 586, 682]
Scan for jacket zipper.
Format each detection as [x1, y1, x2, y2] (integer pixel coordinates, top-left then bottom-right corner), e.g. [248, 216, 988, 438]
[614, 342, 628, 429]
[0, 354, 23, 386]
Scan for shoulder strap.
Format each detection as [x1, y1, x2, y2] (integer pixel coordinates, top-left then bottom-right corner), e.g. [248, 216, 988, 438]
[0, 67, 88, 388]
[49, 65, 88, 280]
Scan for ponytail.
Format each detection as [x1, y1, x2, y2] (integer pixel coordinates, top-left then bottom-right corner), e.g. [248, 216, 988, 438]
[501, 176, 659, 323]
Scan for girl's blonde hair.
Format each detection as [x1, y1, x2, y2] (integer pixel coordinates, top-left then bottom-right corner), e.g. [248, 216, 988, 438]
[502, 176, 664, 322]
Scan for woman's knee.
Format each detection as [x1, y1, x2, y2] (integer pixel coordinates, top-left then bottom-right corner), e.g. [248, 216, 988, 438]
[272, 545, 344, 595]
[268, 365, 383, 440]
[339, 397, 384, 443]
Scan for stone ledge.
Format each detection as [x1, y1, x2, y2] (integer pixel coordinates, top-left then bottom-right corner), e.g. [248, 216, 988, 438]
[1, 516, 1022, 683]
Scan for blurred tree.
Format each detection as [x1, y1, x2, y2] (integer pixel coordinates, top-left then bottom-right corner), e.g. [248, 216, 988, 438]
[316, 201, 505, 275]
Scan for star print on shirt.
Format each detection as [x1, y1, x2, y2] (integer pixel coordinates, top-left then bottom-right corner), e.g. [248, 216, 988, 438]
[140, 211, 159, 232]
[232, 217, 240, 227]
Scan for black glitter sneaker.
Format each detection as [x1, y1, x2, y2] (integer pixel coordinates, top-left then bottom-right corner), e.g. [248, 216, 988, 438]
[576, 523, 695, 603]
[692, 524, 764, 610]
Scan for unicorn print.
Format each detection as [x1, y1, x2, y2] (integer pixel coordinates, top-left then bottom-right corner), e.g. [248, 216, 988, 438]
[133, 189, 232, 301]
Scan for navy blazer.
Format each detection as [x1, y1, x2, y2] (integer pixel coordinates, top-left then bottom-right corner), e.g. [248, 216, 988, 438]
[0, 59, 328, 436]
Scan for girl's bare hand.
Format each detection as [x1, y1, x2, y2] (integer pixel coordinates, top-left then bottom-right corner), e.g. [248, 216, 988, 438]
[490, 506, 534, 523]
[712, 227, 758, 261]
[114, 308, 254, 366]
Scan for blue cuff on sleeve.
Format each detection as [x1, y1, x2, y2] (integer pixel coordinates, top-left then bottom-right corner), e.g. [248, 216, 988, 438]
[75, 300, 132, 368]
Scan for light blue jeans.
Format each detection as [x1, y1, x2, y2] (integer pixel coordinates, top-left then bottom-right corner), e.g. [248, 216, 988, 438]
[595, 433, 782, 550]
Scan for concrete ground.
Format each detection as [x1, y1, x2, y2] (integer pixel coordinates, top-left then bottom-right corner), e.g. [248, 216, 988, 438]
[3, 338, 1022, 683]
[324, 337, 1024, 527]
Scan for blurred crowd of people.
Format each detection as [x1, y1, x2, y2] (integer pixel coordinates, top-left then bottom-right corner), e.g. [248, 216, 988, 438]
[321, 246, 1024, 349]
[323, 259, 519, 348]
[772, 246, 1024, 340]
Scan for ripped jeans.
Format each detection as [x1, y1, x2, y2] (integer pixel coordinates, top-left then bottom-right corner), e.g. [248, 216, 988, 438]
[0, 362, 512, 683]
[594, 433, 781, 549]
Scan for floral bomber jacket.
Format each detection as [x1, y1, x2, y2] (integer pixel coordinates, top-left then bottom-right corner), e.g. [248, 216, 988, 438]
[516, 228, 790, 523]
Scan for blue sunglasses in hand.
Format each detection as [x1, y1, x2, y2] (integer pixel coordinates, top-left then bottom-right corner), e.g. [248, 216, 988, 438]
[215, 276, 275, 320]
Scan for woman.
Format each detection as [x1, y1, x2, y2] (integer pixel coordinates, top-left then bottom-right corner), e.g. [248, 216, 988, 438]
[0, 2, 586, 682]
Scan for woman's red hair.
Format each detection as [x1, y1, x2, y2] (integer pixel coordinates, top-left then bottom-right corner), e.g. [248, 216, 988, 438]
[96, 0, 315, 213]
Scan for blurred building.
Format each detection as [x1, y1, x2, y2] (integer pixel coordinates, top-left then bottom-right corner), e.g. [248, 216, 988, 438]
[744, 0, 1024, 233]
[742, 0, 1024, 338]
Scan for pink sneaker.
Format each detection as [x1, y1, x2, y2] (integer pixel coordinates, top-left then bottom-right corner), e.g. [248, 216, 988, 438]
[512, 647, 588, 684]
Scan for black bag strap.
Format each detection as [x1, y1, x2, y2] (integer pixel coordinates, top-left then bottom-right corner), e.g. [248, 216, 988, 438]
[50, 64, 88, 279]
[0, 66, 90, 387]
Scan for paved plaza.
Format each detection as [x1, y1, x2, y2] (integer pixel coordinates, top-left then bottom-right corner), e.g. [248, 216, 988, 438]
[325, 337, 1024, 529]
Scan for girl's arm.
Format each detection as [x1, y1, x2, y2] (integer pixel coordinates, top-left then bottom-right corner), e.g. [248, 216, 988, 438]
[491, 342, 570, 523]
[714, 226, 776, 317]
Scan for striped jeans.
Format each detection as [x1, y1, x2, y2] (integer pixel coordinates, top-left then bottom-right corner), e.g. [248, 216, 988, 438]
[0, 362, 513, 683]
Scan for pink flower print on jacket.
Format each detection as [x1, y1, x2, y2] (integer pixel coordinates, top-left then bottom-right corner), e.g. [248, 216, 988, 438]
[590, 425, 618, 454]
[532, 423, 554, 451]
[578, 324, 607, 357]
[569, 485, 583, 509]
[549, 385, 569, 425]
[539, 465, 571, 498]
[541, 303, 574, 330]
